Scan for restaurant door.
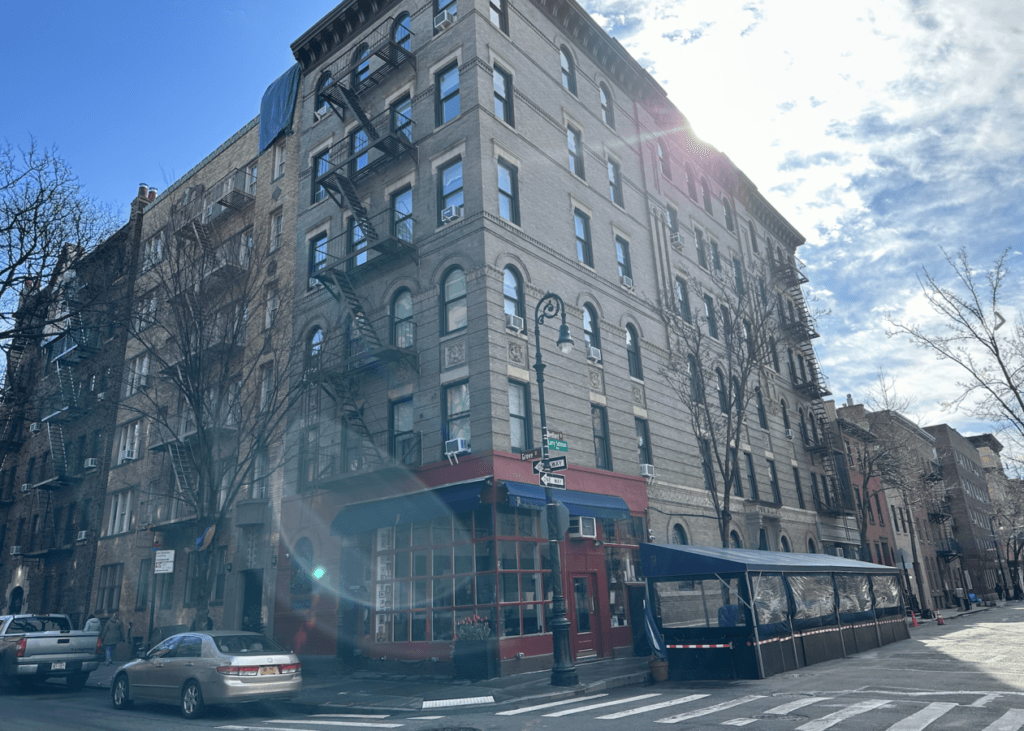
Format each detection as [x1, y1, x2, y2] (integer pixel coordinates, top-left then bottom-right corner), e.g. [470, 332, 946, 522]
[569, 573, 602, 659]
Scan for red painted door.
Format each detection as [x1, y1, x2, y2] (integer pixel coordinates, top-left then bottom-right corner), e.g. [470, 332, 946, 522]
[569, 573, 602, 659]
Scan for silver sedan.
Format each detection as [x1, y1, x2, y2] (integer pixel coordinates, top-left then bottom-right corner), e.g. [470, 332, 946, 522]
[111, 630, 302, 718]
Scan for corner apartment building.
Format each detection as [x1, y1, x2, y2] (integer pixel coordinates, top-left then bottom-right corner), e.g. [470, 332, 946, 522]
[0, 191, 146, 623]
[276, 0, 854, 674]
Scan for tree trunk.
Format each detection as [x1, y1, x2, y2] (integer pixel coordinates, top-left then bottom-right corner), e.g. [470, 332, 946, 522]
[905, 502, 930, 613]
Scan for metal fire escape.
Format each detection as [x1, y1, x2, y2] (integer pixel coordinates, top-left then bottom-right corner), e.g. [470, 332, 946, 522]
[305, 17, 420, 482]
[0, 338, 29, 504]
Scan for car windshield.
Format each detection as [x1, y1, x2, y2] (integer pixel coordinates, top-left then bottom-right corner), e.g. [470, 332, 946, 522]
[7, 616, 72, 633]
[213, 635, 284, 654]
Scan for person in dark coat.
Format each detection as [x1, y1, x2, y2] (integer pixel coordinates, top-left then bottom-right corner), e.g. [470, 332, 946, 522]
[100, 612, 124, 665]
[996, 582, 1004, 601]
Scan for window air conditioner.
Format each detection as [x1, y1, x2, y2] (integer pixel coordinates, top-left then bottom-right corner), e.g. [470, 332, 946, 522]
[620, 275, 634, 289]
[10, 546, 21, 556]
[505, 313, 524, 332]
[96, 392, 106, 401]
[84, 457, 98, 470]
[785, 429, 794, 440]
[77, 530, 88, 542]
[441, 205, 464, 223]
[29, 422, 41, 433]
[568, 516, 597, 539]
[434, 9, 455, 30]
[444, 438, 469, 456]
[587, 346, 602, 362]
[20, 484, 31, 493]
[120, 448, 136, 462]
[308, 276, 322, 289]
[640, 463, 656, 478]
[669, 231, 682, 246]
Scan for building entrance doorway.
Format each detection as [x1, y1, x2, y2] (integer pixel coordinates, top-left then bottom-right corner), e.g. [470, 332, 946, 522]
[569, 573, 602, 659]
[240, 570, 263, 633]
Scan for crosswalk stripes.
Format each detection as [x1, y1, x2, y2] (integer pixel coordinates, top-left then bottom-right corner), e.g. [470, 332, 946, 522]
[543, 693, 662, 717]
[218, 724, 402, 731]
[885, 702, 957, 731]
[654, 695, 766, 724]
[765, 697, 833, 715]
[796, 699, 892, 731]
[260, 721, 403, 728]
[495, 693, 608, 715]
[983, 709, 1024, 731]
[720, 719, 757, 727]
[596, 694, 710, 720]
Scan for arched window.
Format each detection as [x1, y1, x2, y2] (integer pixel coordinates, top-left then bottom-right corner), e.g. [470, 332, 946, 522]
[769, 336, 780, 372]
[290, 537, 314, 595]
[392, 289, 414, 348]
[345, 315, 365, 360]
[688, 355, 703, 401]
[723, 199, 734, 231]
[393, 13, 411, 51]
[781, 400, 790, 431]
[730, 530, 743, 549]
[316, 72, 333, 119]
[701, 177, 713, 214]
[583, 304, 601, 359]
[811, 416, 820, 445]
[732, 376, 742, 411]
[600, 84, 614, 127]
[685, 163, 698, 200]
[799, 408, 809, 445]
[671, 525, 688, 545]
[626, 324, 643, 379]
[755, 386, 767, 429]
[657, 142, 671, 180]
[441, 267, 467, 334]
[559, 46, 577, 95]
[716, 368, 728, 412]
[808, 538, 817, 554]
[758, 528, 769, 551]
[306, 327, 324, 371]
[781, 535, 791, 552]
[503, 266, 524, 325]
[352, 43, 371, 87]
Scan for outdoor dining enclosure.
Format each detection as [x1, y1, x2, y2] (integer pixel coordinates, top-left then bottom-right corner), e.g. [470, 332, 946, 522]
[641, 543, 909, 680]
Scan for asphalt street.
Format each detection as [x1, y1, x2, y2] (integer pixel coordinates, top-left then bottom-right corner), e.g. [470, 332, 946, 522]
[7, 604, 1024, 731]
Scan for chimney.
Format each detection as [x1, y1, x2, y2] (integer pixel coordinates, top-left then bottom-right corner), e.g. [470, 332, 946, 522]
[846, 394, 854, 407]
[138, 183, 149, 200]
[148, 188, 158, 201]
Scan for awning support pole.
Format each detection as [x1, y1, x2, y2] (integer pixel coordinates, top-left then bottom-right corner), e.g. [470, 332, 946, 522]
[832, 574, 847, 658]
[745, 571, 766, 679]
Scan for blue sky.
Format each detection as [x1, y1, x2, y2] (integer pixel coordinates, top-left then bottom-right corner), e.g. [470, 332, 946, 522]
[3, 1, 1021, 446]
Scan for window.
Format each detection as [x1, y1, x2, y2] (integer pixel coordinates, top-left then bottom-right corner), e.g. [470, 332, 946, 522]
[348, 216, 368, 267]
[306, 327, 324, 371]
[444, 381, 471, 448]
[392, 95, 412, 142]
[350, 127, 369, 175]
[748, 220, 759, 253]
[508, 381, 530, 454]
[442, 268, 467, 333]
[745, 453, 760, 500]
[716, 369, 728, 412]
[390, 398, 417, 464]
[723, 200, 734, 231]
[490, 0, 508, 31]
[251, 448, 270, 499]
[567, 126, 584, 178]
[391, 187, 413, 246]
[875, 494, 885, 526]
[270, 212, 283, 253]
[392, 289, 415, 347]
[704, 295, 718, 338]
[438, 158, 464, 225]
[308, 231, 327, 287]
[755, 387, 767, 429]
[793, 468, 806, 509]
[574, 209, 592, 266]
[600, 84, 614, 128]
[701, 177, 713, 214]
[273, 144, 286, 180]
[352, 43, 371, 87]
[591, 405, 611, 470]
[141, 232, 163, 270]
[259, 362, 274, 412]
[132, 294, 157, 332]
[768, 459, 781, 504]
[685, 163, 698, 200]
[667, 205, 679, 240]
[615, 236, 632, 280]
[116, 420, 141, 464]
[493, 65, 513, 125]
[671, 525, 688, 545]
[688, 355, 703, 401]
[497, 159, 519, 224]
[503, 267, 524, 323]
[315, 72, 333, 120]
[733, 258, 745, 295]
[674, 277, 691, 322]
[393, 13, 411, 50]
[560, 47, 577, 94]
[105, 490, 133, 535]
[700, 439, 715, 491]
[781, 400, 790, 431]
[265, 288, 279, 329]
[720, 305, 732, 340]
[799, 409, 809, 445]
[636, 418, 652, 465]
[695, 228, 708, 268]
[710, 239, 722, 276]
[312, 148, 330, 204]
[125, 353, 149, 397]
[97, 563, 124, 613]
[625, 324, 643, 379]
[583, 304, 601, 353]
[436, 63, 460, 126]
[657, 142, 671, 179]
[608, 158, 623, 206]
[729, 448, 743, 497]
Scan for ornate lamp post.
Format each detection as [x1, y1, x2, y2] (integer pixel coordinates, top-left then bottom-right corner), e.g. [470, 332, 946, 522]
[533, 292, 578, 687]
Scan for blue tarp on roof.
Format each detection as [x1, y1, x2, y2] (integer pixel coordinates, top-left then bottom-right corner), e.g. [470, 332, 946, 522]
[504, 481, 630, 519]
[641, 542, 899, 579]
[259, 64, 301, 153]
[330, 480, 488, 536]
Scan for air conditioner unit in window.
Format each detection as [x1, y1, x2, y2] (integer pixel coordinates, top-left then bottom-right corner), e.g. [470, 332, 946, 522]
[434, 9, 455, 30]
[568, 516, 597, 539]
[620, 275, 634, 289]
[587, 346, 602, 362]
[84, 457, 98, 470]
[785, 429, 794, 440]
[10, 546, 21, 556]
[441, 205, 464, 223]
[77, 530, 88, 542]
[120, 448, 136, 462]
[505, 314, 524, 332]
[29, 422, 41, 433]
[669, 231, 682, 246]
[308, 276, 322, 289]
[640, 463, 656, 479]
[444, 438, 469, 456]
[20, 484, 31, 493]
[96, 392, 106, 401]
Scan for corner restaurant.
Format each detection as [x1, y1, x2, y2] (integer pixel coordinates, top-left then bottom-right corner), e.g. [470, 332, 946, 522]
[274, 453, 648, 674]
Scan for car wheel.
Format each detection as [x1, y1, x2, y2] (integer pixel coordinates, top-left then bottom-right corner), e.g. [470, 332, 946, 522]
[67, 673, 88, 692]
[112, 673, 133, 710]
[181, 680, 204, 719]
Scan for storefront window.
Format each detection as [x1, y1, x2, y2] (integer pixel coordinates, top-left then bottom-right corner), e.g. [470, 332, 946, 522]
[602, 516, 643, 629]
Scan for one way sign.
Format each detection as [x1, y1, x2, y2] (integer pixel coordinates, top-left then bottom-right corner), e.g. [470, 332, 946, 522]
[533, 456, 568, 474]
[539, 472, 566, 488]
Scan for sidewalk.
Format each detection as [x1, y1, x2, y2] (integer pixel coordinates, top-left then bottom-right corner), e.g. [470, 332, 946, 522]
[85, 654, 654, 714]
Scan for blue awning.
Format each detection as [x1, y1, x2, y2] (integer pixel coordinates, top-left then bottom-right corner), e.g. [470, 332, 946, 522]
[504, 481, 630, 519]
[640, 543, 901, 579]
[330, 480, 488, 536]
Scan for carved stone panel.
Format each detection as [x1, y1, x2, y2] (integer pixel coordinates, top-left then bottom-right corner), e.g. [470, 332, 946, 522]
[631, 382, 646, 409]
[443, 339, 466, 369]
[507, 339, 526, 366]
[588, 368, 605, 394]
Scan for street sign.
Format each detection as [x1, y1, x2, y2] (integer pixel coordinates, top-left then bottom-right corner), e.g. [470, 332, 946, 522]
[533, 457, 568, 474]
[547, 438, 568, 452]
[154, 549, 176, 574]
[543, 429, 564, 441]
[539, 472, 566, 488]
[520, 448, 543, 461]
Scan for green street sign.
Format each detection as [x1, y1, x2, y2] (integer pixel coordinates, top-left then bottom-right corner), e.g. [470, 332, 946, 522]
[547, 438, 568, 452]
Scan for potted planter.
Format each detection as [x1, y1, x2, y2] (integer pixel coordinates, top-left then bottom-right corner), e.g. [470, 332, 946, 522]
[452, 615, 499, 680]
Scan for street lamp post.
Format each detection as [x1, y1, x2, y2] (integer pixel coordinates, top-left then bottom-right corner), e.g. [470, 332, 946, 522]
[533, 292, 578, 687]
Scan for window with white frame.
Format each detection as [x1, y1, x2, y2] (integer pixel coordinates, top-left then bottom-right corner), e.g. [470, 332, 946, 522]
[265, 288, 279, 329]
[105, 490, 133, 536]
[141, 232, 163, 270]
[270, 212, 283, 252]
[259, 361, 274, 412]
[125, 353, 149, 397]
[132, 294, 158, 332]
[116, 420, 142, 464]
[96, 563, 124, 611]
[274, 144, 286, 180]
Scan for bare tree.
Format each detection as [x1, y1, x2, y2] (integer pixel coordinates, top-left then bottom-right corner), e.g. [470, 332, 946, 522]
[119, 183, 301, 629]
[888, 247, 1024, 474]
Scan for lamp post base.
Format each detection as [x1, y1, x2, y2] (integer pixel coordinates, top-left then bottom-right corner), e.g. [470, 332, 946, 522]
[549, 614, 578, 686]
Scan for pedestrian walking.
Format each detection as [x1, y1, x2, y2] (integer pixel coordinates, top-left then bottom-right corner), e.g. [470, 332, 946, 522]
[83, 614, 101, 633]
[101, 612, 124, 665]
[996, 582, 1004, 601]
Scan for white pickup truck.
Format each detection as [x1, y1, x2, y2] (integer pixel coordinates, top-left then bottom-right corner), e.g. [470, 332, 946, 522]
[0, 614, 102, 690]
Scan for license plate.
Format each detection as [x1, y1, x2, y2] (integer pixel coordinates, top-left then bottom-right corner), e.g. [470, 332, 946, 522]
[259, 666, 278, 675]
[51, 662, 66, 671]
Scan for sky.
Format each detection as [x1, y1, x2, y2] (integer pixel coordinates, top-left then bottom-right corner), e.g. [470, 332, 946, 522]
[2, 1, 1021, 447]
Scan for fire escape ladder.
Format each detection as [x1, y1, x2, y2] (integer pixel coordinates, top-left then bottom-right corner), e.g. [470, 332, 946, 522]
[167, 440, 196, 494]
[46, 423, 68, 478]
[36, 489, 54, 552]
[55, 361, 80, 411]
[339, 84, 379, 140]
[320, 268, 384, 354]
[329, 173, 379, 243]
